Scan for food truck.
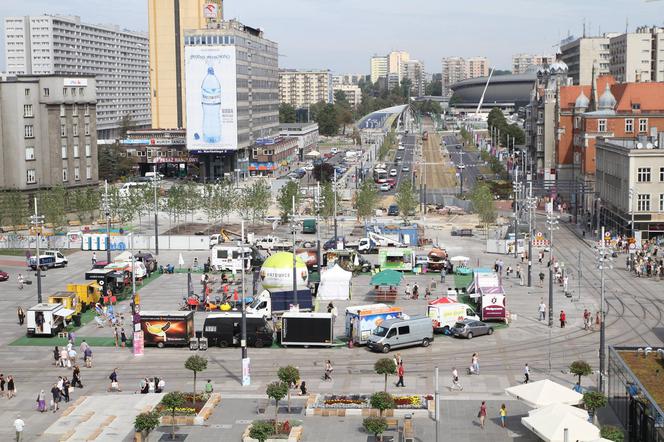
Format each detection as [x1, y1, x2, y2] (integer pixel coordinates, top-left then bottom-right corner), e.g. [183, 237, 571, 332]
[378, 248, 414, 272]
[139, 311, 195, 348]
[471, 272, 507, 322]
[26, 303, 75, 336]
[345, 304, 404, 345]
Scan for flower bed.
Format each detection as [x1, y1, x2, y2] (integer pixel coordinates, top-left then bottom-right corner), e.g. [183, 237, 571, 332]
[314, 394, 428, 410]
[158, 392, 221, 426]
[156, 393, 207, 415]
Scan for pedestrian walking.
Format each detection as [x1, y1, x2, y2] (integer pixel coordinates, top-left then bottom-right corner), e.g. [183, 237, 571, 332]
[14, 414, 24, 442]
[53, 346, 60, 366]
[395, 362, 405, 387]
[91, 252, 97, 267]
[499, 403, 507, 428]
[7, 376, 16, 399]
[538, 251, 544, 264]
[17, 307, 24, 326]
[412, 283, 419, 299]
[538, 271, 545, 287]
[0, 374, 5, 397]
[441, 268, 446, 283]
[108, 368, 120, 391]
[60, 347, 68, 368]
[72, 366, 83, 388]
[538, 300, 546, 321]
[36, 390, 46, 412]
[62, 377, 70, 403]
[583, 309, 591, 331]
[451, 367, 463, 391]
[68, 348, 77, 367]
[50, 384, 60, 412]
[205, 379, 214, 394]
[84, 346, 93, 368]
[559, 310, 566, 328]
[595, 311, 602, 331]
[478, 401, 487, 429]
[113, 327, 119, 348]
[324, 360, 333, 381]
[471, 353, 480, 375]
[299, 381, 307, 396]
[404, 283, 412, 299]
[120, 328, 127, 348]
[523, 363, 530, 384]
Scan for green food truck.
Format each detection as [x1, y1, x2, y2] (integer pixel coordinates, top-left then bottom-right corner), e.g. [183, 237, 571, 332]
[379, 247, 414, 272]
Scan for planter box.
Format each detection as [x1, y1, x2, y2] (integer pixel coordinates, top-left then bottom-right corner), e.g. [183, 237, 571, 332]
[160, 393, 221, 427]
[242, 424, 303, 442]
[305, 394, 432, 417]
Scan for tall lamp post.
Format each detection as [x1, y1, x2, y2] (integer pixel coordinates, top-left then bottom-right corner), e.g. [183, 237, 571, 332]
[546, 208, 559, 328]
[596, 226, 612, 393]
[30, 198, 45, 303]
[153, 165, 159, 255]
[102, 180, 112, 263]
[291, 195, 299, 308]
[526, 181, 536, 287]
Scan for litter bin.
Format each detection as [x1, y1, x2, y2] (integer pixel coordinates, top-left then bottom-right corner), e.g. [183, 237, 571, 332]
[189, 339, 199, 351]
[73, 314, 82, 327]
[199, 337, 208, 351]
[204, 263, 210, 273]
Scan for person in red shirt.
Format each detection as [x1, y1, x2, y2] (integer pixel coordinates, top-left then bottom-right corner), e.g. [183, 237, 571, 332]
[395, 362, 405, 387]
[560, 310, 566, 328]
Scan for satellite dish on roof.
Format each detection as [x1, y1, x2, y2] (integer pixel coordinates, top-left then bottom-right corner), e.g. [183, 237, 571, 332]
[646, 143, 654, 149]
[637, 142, 644, 149]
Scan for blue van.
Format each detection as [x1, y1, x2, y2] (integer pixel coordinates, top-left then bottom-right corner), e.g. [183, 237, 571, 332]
[387, 204, 399, 216]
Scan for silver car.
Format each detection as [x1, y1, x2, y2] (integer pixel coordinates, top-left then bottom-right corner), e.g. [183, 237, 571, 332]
[451, 319, 493, 339]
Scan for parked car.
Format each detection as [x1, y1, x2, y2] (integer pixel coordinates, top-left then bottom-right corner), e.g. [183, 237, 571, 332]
[323, 236, 344, 250]
[0, 269, 8, 282]
[387, 204, 399, 216]
[396, 155, 402, 161]
[135, 252, 158, 273]
[451, 228, 473, 237]
[379, 183, 391, 192]
[398, 144, 405, 150]
[389, 169, 398, 177]
[402, 166, 410, 172]
[451, 319, 493, 339]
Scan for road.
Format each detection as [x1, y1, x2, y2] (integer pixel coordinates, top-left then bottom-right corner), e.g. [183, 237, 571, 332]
[443, 133, 482, 195]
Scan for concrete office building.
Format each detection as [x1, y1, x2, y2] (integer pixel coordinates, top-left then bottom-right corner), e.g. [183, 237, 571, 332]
[184, 19, 279, 179]
[148, 0, 213, 129]
[333, 84, 362, 108]
[0, 75, 98, 190]
[610, 26, 664, 83]
[279, 69, 332, 108]
[370, 56, 388, 84]
[512, 53, 555, 74]
[3, 15, 150, 139]
[388, 50, 410, 79]
[467, 57, 490, 79]
[560, 35, 614, 85]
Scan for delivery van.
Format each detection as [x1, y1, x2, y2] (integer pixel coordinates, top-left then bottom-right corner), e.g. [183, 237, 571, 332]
[427, 302, 479, 333]
[367, 316, 433, 353]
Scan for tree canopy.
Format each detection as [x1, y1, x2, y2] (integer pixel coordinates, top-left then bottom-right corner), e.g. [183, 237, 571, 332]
[279, 103, 297, 123]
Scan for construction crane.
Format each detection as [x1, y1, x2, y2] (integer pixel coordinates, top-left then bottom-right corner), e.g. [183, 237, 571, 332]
[474, 67, 494, 118]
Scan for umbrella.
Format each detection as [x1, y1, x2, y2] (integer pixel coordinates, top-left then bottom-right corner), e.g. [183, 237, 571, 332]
[505, 379, 583, 408]
[528, 403, 589, 420]
[305, 150, 321, 157]
[449, 256, 470, 263]
[178, 253, 184, 269]
[522, 410, 600, 442]
[370, 269, 403, 286]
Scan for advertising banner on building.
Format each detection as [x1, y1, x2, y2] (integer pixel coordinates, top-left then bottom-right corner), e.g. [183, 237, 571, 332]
[185, 45, 237, 151]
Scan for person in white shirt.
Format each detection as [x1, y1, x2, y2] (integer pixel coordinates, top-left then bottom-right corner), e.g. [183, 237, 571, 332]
[14, 414, 24, 441]
[538, 300, 546, 321]
[451, 367, 463, 390]
[524, 363, 530, 384]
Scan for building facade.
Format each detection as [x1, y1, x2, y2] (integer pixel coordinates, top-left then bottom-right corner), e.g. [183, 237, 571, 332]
[3, 15, 150, 139]
[332, 73, 364, 87]
[467, 57, 490, 78]
[403, 60, 425, 97]
[119, 128, 196, 177]
[184, 20, 279, 180]
[560, 35, 613, 85]
[512, 53, 555, 75]
[596, 137, 664, 238]
[249, 137, 299, 175]
[279, 122, 319, 159]
[370, 56, 388, 84]
[441, 57, 467, 99]
[610, 26, 664, 83]
[0, 75, 98, 190]
[279, 70, 332, 108]
[148, 0, 212, 129]
[333, 84, 362, 108]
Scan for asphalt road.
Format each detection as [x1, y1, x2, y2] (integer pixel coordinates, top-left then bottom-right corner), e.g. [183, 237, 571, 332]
[380, 133, 415, 196]
[445, 135, 482, 194]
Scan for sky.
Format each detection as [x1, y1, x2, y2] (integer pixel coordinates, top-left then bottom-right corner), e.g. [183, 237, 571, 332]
[1, 0, 663, 74]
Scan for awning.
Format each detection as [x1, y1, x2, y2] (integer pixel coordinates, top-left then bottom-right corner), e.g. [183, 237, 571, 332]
[505, 379, 583, 408]
[54, 308, 76, 317]
[305, 150, 321, 157]
[370, 269, 403, 286]
[522, 410, 599, 442]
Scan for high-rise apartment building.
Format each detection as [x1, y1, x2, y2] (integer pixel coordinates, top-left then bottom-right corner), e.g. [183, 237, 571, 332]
[466, 57, 490, 78]
[148, 0, 213, 129]
[370, 56, 388, 83]
[610, 26, 664, 82]
[184, 19, 279, 180]
[3, 15, 150, 139]
[403, 60, 425, 97]
[332, 73, 365, 87]
[388, 50, 410, 79]
[512, 53, 556, 74]
[560, 35, 613, 85]
[0, 75, 98, 190]
[333, 84, 362, 108]
[441, 57, 467, 99]
[279, 70, 332, 108]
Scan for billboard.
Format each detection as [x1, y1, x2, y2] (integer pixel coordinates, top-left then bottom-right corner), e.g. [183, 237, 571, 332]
[185, 45, 237, 151]
[140, 313, 194, 346]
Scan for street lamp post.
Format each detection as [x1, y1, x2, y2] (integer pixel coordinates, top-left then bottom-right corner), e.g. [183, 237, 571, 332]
[333, 169, 338, 240]
[546, 209, 559, 328]
[527, 181, 535, 287]
[153, 165, 159, 255]
[128, 233, 136, 297]
[30, 198, 45, 304]
[103, 180, 112, 264]
[596, 226, 612, 393]
[291, 195, 299, 308]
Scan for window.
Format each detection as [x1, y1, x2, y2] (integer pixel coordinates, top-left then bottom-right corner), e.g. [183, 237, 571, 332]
[24, 125, 33, 138]
[639, 118, 648, 132]
[62, 168, 68, 182]
[24, 88, 30, 96]
[84, 123, 90, 135]
[23, 104, 33, 117]
[638, 194, 650, 211]
[84, 104, 89, 116]
[660, 167, 664, 182]
[72, 124, 78, 136]
[625, 119, 633, 133]
[61, 142, 67, 159]
[397, 326, 410, 335]
[74, 167, 80, 181]
[62, 88, 67, 96]
[43, 88, 49, 96]
[71, 88, 76, 96]
[26, 169, 36, 184]
[86, 166, 91, 180]
[660, 194, 664, 212]
[73, 144, 79, 158]
[72, 104, 78, 116]
[638, 167, 651, 182]
[60, 104, 65, 116]
[25, 146, 35, 161]
[598, 119, 607, 132]
[85, 144, 91, 157]
[79, 87, 84, 96]
[60, 124, 66, 137]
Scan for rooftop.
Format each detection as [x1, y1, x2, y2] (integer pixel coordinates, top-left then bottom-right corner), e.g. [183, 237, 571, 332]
[617, 349, 664, 412]
[598, 137, 664, 151]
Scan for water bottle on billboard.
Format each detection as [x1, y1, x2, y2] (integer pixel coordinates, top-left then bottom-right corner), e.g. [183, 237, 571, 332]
[201, 65, 221, 144]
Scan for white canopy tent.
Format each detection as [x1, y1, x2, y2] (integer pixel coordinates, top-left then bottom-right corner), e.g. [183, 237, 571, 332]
[528, 403, 589, 421]
[449, 256, 470, 263]
[505, 379, 583, 408]
[317, 265, 352, 300]
[305, 150, 321, 158]
[522, 410, 600, 442]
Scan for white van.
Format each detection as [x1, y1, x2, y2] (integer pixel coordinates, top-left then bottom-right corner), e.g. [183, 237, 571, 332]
[119, 182, 149, 197]
[144, 171, 164, 180]
[426, 302, 479, 333]
[367, 316, 434, 353]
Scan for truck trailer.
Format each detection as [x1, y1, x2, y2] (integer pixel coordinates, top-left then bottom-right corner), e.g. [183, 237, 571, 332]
[246, 289, 313, 319]
[345, 304, 404, 345]
[281, 312, 334, 347]
[140, 311, 195, 348]
[203, 312, 273, 348]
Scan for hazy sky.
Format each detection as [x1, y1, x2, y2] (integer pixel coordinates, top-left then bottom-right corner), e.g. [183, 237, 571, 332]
[1, 0, 663, 74]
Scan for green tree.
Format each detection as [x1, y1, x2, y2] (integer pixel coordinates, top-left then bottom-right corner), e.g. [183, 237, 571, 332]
[134, 410, 160, 434]
[395, 179, 418, 224]
[601, 425, 625, 442]
[583, 391, 608, 419]
[312, 162, 335, 183]
[374, 358, 397, 392]
[425, 79, 442, 96]
[369, 391, 395, 417]
[249, 420, 274, 442]
[277, 181, 300, 223]
[40, 186, 67, 233]
[277, 365, 300, 412]
[266, 381, 288, 434]
[279, 103, 297, 123]
[98, 142, 134, 182]
[239, 179, 272, 224]
[470, 183, 496, 232]
[336, 106, 354, 135]
[356, 179, 379, 223]
[2, 190, 29, 228]
[569, 360, 593, 386]
[319, 181, 336, 222]
[314, 103, 339, 136]
[184, 355, 208, 407]
[351, 126, 362, 145]
[161, 391, 185, 440]
[363, 416, 388, 442]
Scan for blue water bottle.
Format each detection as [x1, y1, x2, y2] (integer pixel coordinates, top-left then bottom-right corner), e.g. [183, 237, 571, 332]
[201, 66, 221, 143]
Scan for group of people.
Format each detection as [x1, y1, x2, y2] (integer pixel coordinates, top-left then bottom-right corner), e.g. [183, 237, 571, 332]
[476, 401, 508, 430]
[139, 377, 165, 394]
[0, 374, 17, 399]
[43, 369, 82, 414]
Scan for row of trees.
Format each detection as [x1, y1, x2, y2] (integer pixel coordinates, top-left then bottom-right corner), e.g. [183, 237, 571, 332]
[487, 107, 525, 146]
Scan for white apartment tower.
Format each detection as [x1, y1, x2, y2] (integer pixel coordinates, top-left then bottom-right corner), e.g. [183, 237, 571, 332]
[560, 35, 613, 85]
[370, 56, 388, 83]
[3, 15, 150, 139]
[441, 57, 467, 98]
[610, 26, 664, 83]
[512, 53, 555, 74]
[279, 70, 332, 108]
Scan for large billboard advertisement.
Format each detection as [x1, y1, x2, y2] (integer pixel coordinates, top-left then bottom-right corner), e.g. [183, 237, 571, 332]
[185, 45, 237, 152]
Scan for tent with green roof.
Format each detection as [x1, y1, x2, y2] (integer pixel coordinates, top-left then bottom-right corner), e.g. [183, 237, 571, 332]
[370, 269, 403, 286]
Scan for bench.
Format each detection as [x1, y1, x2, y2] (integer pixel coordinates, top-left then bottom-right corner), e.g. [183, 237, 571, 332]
[373, 288, 397, 303]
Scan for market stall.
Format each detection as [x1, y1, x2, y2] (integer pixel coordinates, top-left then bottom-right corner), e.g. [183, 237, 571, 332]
[317, 265, 352, 301]
[370, 269, 403, 303]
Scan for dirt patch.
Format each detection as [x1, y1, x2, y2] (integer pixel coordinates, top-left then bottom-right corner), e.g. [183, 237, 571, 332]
[163, 222, 276, 236]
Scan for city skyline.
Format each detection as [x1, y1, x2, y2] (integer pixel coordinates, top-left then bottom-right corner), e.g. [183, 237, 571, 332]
[0, 0, 662, 74]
